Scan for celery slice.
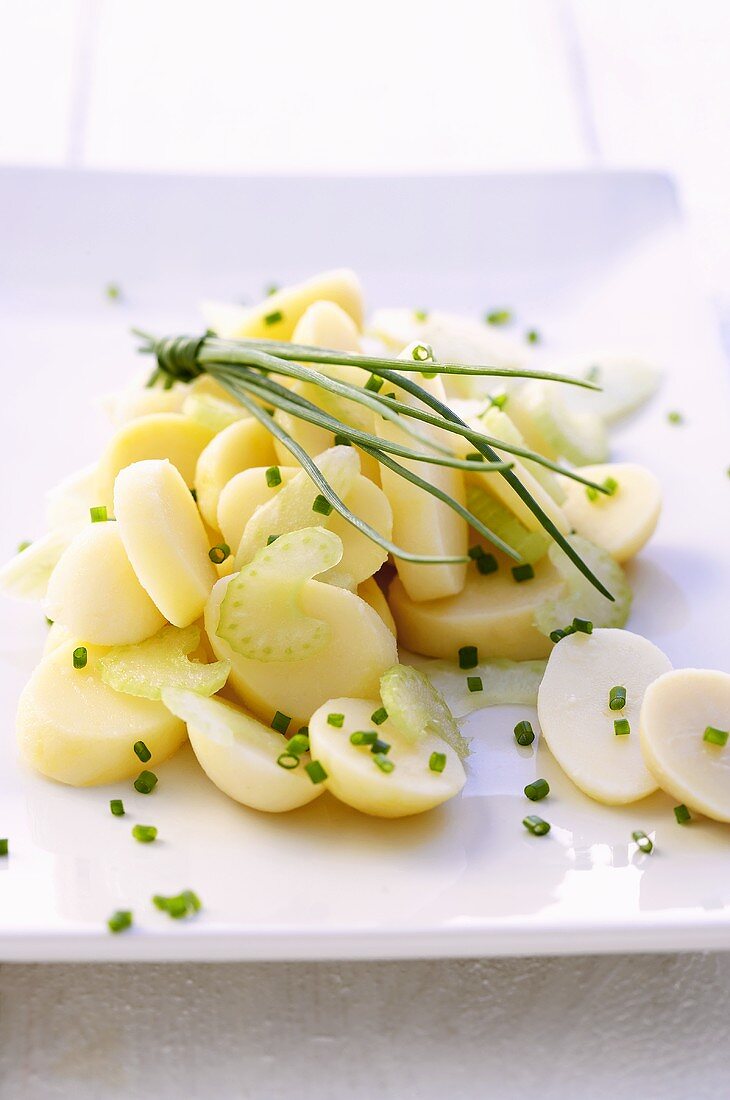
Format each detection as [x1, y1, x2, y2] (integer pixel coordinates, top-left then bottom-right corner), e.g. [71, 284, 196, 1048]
[465, 484, 549, 564]
[407, 652, 546, 718]
[98, 624, 230, 700]
[533, 535, 632, 637]
[380, 664, 470, 760]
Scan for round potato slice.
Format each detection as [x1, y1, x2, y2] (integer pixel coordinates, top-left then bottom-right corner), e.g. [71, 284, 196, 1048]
[309, 697, 465, 818]
[219, 464, 392, 585]
[195, 417, 277, 529]
[389, 553, 565, 660]
[640, 669, 730, 822]
[114, 460, 217, 628]
[205, 575, 397, 727]
[162, 688, 324, 813]
[45, 522, 166, 645]
[202, 269, 364, 340]
[537, 628, 672, 804]
[96, 413, 215, 511]
[17, 642, 186, 786]
[560, 463, 661, 563]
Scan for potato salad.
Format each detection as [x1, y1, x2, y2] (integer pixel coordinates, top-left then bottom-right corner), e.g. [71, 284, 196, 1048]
[3, 267, 728, 847]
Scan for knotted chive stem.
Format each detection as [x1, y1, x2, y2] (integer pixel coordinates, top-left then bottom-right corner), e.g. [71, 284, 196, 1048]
[140, 331, 613, 596]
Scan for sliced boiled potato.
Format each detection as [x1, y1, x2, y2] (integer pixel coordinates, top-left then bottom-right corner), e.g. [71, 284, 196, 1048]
[218, 466, 297, 551]
[103, 382, 188, 425]
[224, 456, 391, 585]
[378, 349, 467, 601]
[45, 522, 166, 645]
[46, 463, 99, 530]
[558, 354, 663, 425]
[640, 669, 730, 822]
[0, 528, 75, 603]
[358, 577, 396, 634]
[114, 459, 217, 628]
[195, 416, 277, 529]
[537, 628, 671, 804]
[17, 641, 186, 786]
[309, 696, 465, 818]
[96, 413, 215, 511]
[507, 380, 609, 466]
[389, 551, 565, 660]
[162, 688, 323, 813]
[98, 624, 230, 700]
[206, 573, 397, 727]
[560, 463, 661, 563]
[533, 536, 632, 637]
[202, 269, 364, 340]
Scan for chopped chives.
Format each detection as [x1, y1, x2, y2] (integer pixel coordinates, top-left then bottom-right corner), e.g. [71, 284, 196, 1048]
[17, 540, 31, 553]
[277, 752, 299, 770]
[490, 393, 509, 410]
[526, 329, 540, 344]
[485, 309, 512, 326]
[609, 685, 627, 711]
[614, 718, 631, 736]
[265, 465, 282, 487]
[370, 738, 391, 755]
[298, 725, 309, 736]
[153, 890, 201, 920]
[674, 803, 692, 825]
[364, 374, 384, 393]
[72, 646, 88, 670]
[511, 563, 534, 583]
[45, 616, 54, 626]
[305, 760, 328, 784]
[524, 778, 550, 801]
[373, 753, 395, 773]
[412, 343, 432, 362]
[632, 830, 653, 854]
[0, 839, 8, 856]
[133, 741, 151, 763]
[89, 505, 108, 523]
[106, 283, 121, 301]
[523, 815, 550, 836]
[350, 730, 377, 746]
[266, 534, 280, 545]
[265, 283, 279, 296]
[333, 434, 351, 447]
[327, 713, 345, 728]
[703, 726, 728, 747]
[572, 617, 593, 634]
[514, 720, 535, 746]
[264, 309, 283, 326]
[371, 707, 388, 726]
[414, 309, 428, 321]
[208, 543, 231, 564]
[603, 477, 619, 496]
[585, 485, 599, 502]
[271, 711, 291, 735]
[286, 733, 310, 756]
[476, 552, 498, 575]
[312, 494, 333, 516]
[458, 645, 478, 670]
[110, 799, 125, 817]
[107, 909, 132, 933]
[429, 752, 446, 773]
[466, 675, 483, 693]
[667, 410, 683, 425]
[133, 770, 158, 795]
[550, 628, 567, 643]
[132, 824, 158, 844]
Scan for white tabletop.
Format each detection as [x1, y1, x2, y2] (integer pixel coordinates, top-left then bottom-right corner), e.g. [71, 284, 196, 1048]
[1, 2, 729, 1097]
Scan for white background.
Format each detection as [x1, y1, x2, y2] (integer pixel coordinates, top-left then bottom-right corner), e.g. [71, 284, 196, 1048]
[1, 2, 729, 1097]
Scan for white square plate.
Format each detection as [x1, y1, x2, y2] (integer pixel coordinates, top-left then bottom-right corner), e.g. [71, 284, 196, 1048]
[1, 169, 728, 961]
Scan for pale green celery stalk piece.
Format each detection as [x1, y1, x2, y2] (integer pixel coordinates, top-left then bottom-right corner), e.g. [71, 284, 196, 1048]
[405, 651, 547, 719]
[182, 392, 246, 433]
[533, 535, 632, 637]
[479, 405, 567, 504]
[218, 526, 343, 662]
[0, 528, 73, 602]
[507, 380, 609, 467]
[465, 484, 549, 564]
[379, 664, 470, 760]
[98, 624, 230, 700]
